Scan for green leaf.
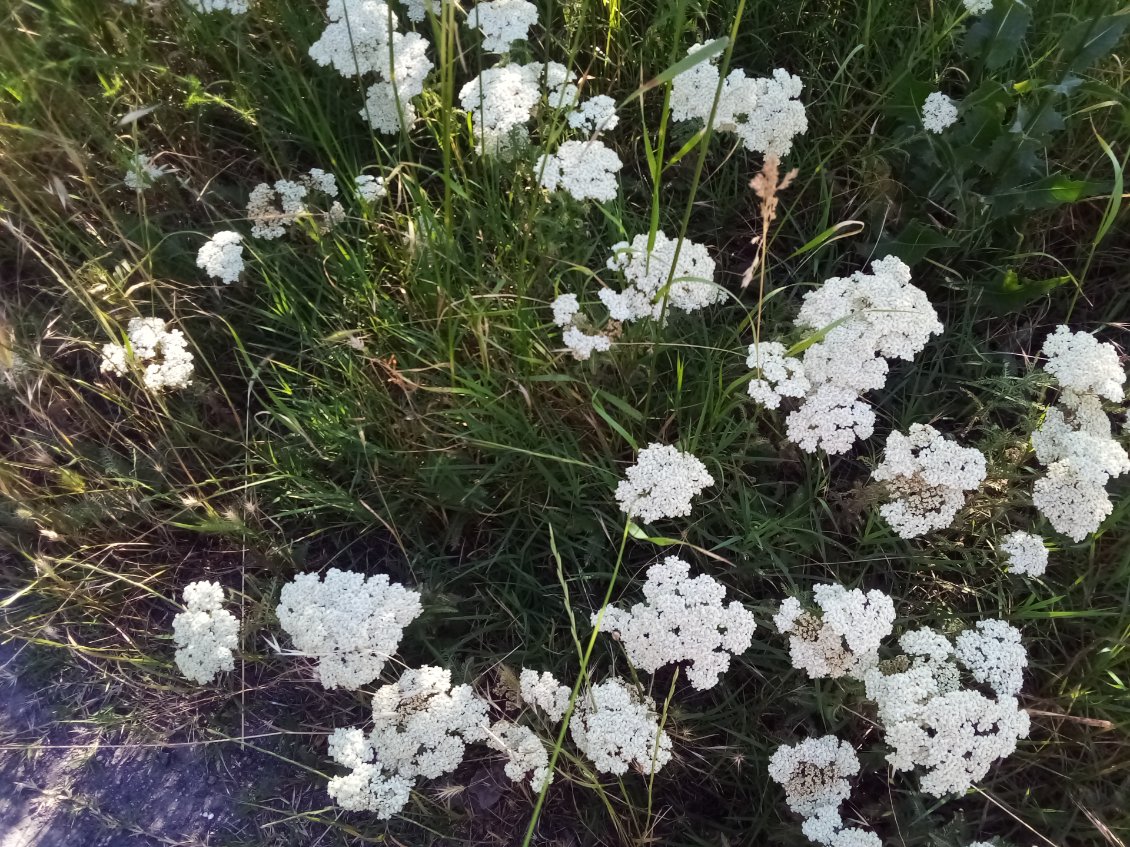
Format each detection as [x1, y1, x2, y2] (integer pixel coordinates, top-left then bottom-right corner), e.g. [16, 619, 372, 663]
[626, 521, 681, 546]
[874, 220, 958, 265]
[965, 0, 1032, 70]
[985, 268, 1073, 313]
[623, 38, 727, 103]
[990, 173, 1107, 213]
[786, 220, 865, 259]
[1060, 12, 1130, 74]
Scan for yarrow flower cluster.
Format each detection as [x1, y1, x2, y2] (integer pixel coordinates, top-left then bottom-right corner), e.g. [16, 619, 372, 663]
[246, 168, 344, 240]
[594, 556, 756, 690]
[670, 44, 809, 157]
[486, 720, 552, 790]
[275, 568, 423, 690]
[537, 139, 623, 201]
[999, 530, 1048, 577]
[466, 0, 539, 53]
[800, 806, 882, 847]
[569, 677, 672, 776]
[962, 0, 994, 14]
[1031, 326, 1128, 541]
[355, 173, 387, 202]
[921, 92, 958, 133]
[773, 583, 896, 679]
[308, 0, 433, 133]
[196, 230, 245, 284]
[873, 423, 987, 539]
[602, 231, 722, 321]
[459, 61, 582, 155]
[326, 728, 412, 816]
[519, 668, 572, 721]
[614, 443, 715, 523]
[748, 256, 943, 454]
[327, 665, 490, 817]
[101, 316, 195, 392]
[768, 735, 860, 816]
[567, 95, 619, 133]
[123, 153, 169, 190]
[861, 622, 1030, 796]
[172, 581, 239, 684]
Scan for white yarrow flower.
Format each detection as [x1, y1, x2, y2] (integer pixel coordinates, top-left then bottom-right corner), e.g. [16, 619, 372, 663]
[594, 556, 755, 690]
[355, 173, 387, 202]
[519, 669, 572, 722]
[100, 316, 195, 392]
[567, 95, 620, 133]
[562, 325, 612, 360]
[768, 735, 860, 816]
[467, 0, 539, 53]
[196, 231, 245, 284]
[861, 623, 1030, 797]
[614, 443, 715, 523]
[486, 721, 552, 790]
[922, 91, 958, 133]
[752, 255, 941, 455]
[669, 45, 808, 157]
[276, 568, 423, 690]
[187, 0, 249, 12]
[999, 531, 1048, 577]
[569, 677, 672, 776]
[962, 0, 993, 14]
[873, 423, 987, 539]
[537, 140, 623, 202]
[605, 231, 722, 319]
[774, 583, 896, 679]
[172, 580, 239, 684]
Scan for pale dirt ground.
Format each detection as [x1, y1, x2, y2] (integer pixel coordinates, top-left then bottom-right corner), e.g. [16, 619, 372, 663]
[0, 641, 281, 847]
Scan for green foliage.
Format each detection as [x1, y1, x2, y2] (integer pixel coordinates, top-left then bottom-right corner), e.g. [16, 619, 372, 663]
[0, 0, 1128, 845]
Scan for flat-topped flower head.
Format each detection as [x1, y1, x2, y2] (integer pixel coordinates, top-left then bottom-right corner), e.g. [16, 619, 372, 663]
[326, 727, 412, 816]
[276, 568, 422, 690]
[922, 92, 958, 133]
[188, 0, 249, 11]
[467, 0, 539, 53]
[862, 622, 1030, 797]
[614, 443, 714, 523]
[774, 583, 896, 679]
[801, 807, 883, 847]
[669, 45, 808, 156]
[519, 669, 572, 721]
[101, 316, 195, 392]
[569, 677, 672, 776]
[747, 341, 810, 409]
[953, 619, 1027, 698]
[594, 556, 755, 690]
[487, 720, 552, 790]
[196, 231, 244, 284]
[768, 735, 860, 816]
[355, 173, 387, 202]
[537, 140, 623, 202]
[369, 665, 491, 778]
[172, 580, 239, 684]
[999, 531, 1048, 577]
[785, 387, 876, 455]
[604, 231, 722, 319]
[873, 423, 987, 538]
[1041, 325, 1125, 402]
[568, 95, 619, 133]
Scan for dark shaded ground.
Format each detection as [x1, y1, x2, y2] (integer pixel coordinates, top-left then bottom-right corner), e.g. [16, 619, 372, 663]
[0, 641, 285, 847]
